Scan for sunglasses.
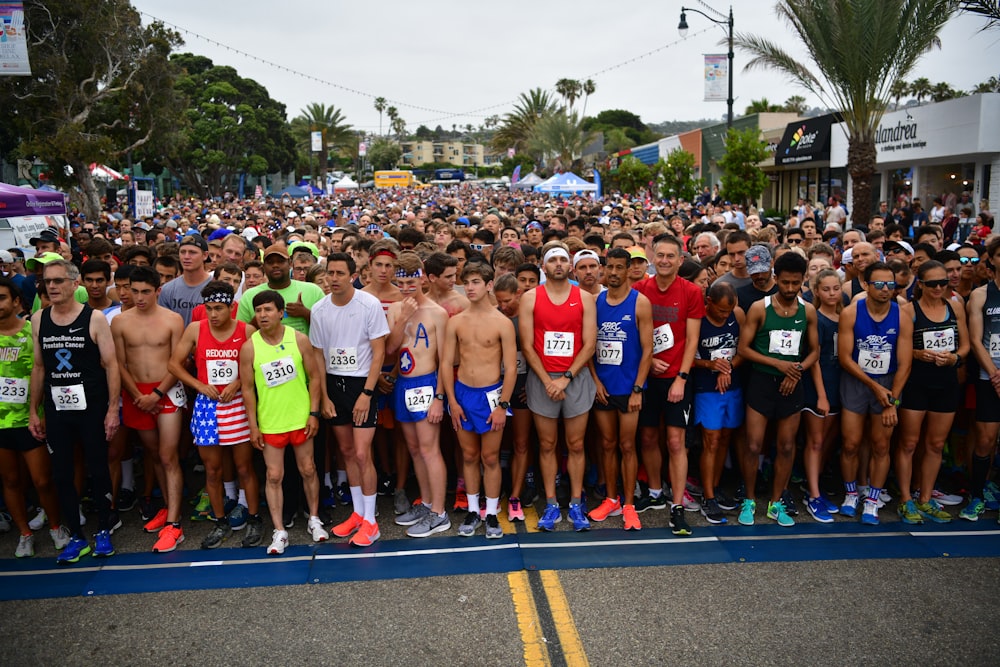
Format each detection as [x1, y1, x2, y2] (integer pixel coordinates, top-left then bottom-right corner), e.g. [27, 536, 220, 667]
[470, 243, 487, 251]
[920, 278, 949, 288]
[959, 256, 980, 265]
[787, 238, 803, 244]
[871, 280, 897, 291]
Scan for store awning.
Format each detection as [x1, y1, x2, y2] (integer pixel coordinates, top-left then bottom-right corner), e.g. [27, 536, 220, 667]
[775, 114, 836, 166]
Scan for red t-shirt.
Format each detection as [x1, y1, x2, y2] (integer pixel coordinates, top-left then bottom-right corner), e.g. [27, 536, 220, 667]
[633, 275, 705, 379]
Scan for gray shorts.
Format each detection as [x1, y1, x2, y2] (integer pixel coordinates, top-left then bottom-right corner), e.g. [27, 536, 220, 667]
[526, 371, 595, 419]
[840, 372, 895, 415]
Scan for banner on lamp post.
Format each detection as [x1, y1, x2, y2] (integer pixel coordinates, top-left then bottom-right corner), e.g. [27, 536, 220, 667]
[703, 54, 727, 102]
[0, 3, 31, 76]
[310, 131, 323, 152]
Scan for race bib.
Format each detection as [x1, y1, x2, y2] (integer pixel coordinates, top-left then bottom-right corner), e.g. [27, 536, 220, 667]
[597, 340, 623, 365]
[0, 377, 28, 404]
[652, 323, 674, 354]
[404, 386, 434, 413]
[207, 359, 238, 385]
[768, 329, 801, 356]
[989, 333, 1000, 357]
[167, 382, 187, 408]
[922, 329, 955, 353]
[261, 356, 298, 388]
[543, 331, 574, 357]
[328, 346, 359, 373]
[51, 384, 86, 411]
[502, 352, 527, 376]
[858, 349, 890, 375]
[710, 347, 736, 361]
[486, 387, 502, 410]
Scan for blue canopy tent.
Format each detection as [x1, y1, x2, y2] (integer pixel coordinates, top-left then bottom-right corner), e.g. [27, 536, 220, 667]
[297, 180, 324, 195]
[277, 185, 310, 198]
[533, 172, 598, 195]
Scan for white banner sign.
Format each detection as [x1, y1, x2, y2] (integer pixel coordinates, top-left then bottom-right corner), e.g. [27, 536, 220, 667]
[134, 189, 154, 218]
[0, 2, 31, 76]
[5, 215, 67, 246]
[358, 142, 367, 157]
[704, 54, 727, 102]
[311, 131, 322, 152]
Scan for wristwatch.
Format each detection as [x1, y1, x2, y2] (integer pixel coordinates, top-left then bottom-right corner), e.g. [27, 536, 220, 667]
[677, 372, 689, 380]
[562, 371, 573, 379]
[498, 400, 511, 410]
[434, 393, 446, 401]
[632, 385, 644, 394]
[361, 387, 375, 397]
[309, 411, 321, 418]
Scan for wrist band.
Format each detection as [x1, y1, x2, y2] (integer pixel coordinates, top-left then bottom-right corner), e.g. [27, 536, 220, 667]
[152, 388, 164, 398]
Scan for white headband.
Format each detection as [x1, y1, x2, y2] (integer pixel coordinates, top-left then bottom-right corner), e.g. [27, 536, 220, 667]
[542, 247, 570, 264]
[573, 249, 600, 269]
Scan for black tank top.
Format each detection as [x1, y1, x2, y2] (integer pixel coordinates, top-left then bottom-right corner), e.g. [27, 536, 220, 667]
[39, 305, 109, 408]
[909, 300, 958, 386]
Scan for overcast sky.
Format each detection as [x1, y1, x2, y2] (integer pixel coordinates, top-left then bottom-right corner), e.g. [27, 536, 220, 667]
[132, 1, 999, 135]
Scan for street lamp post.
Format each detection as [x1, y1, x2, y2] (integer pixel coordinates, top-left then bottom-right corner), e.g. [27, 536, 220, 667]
[678, 4, 734, 131]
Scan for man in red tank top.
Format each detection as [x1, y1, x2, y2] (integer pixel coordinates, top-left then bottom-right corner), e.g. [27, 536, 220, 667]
[519, 243, 597, 532]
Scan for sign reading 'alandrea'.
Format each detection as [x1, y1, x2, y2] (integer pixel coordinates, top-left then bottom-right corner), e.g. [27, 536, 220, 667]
[875, 120, 926, 153]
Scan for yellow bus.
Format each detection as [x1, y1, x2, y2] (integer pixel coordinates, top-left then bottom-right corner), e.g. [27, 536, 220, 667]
[374, 170, 417, 188]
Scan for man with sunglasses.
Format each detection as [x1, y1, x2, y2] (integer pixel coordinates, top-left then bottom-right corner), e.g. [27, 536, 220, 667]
[956, 245, 983, 300]
[838, 262, 912, 525]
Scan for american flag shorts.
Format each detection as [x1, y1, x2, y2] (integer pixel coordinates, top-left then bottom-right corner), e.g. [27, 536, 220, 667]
[191, 392, 252, 446]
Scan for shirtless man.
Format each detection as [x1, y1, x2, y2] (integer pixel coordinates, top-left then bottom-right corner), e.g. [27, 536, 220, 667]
[387, 252, 452, 538]
[442, 263, 517, 539]
[110, 266, 187, 552]
[424, 252, 470, 317]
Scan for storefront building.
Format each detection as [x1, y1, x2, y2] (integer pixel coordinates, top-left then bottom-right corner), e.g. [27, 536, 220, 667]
[763, 113, 846, 216]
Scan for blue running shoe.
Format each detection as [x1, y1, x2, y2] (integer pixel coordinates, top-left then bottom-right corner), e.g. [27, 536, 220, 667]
[56, 537, 92, 565]
[738, 498, 756, 526]
[983, 482, 999, 511]
[228, 504, 248, 531]
[860, 500, 880, 525]
[806, 496, 834, 524]
[223, 497, 238, 516]
[568, 503, 590, 532]
[840, 493, 859, 518]
[820, 496, 840, 515]
[93, 530, 115, 557]
[960, 498, 985, 522]
[537, 503, 562, 531]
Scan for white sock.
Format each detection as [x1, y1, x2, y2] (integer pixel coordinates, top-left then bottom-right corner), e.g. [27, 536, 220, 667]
[223, 480, 237, 501]
[237, 489, 247, 507]
[363, 494, 377, 523]
[649, 488, 662, 498]
[486, 496, 500, 516]
[467, 493, 480, 514]
[337, 470, 348, 485]
[324, 472, 332, 488]
[121, 459, 134, 491]
[350, 485, 363, 512]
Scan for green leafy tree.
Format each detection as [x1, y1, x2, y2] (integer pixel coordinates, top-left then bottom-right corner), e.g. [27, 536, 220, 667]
[492, 88, 560, 153]
[930, 81, 963, 101]
[580, 79, 597, 118]
[374, 97, 387, 135]
[169, 53, 296, 196]
[0, 0, 184, 220]
[501, 154, 535, 178]
[555, 78, 583, 111]
[718, 127, 770, 209]
[744, 98, 782, 114]
[290, 103, 353, 183]
[909, 76, 933, 103]
[616, 156, 652, 196]
[657, 149, 701, 202]
[367, 137, 402, 171]
[783, 95, 808, 114]
[527, 111, 599, 173]
[972, 76, 1000, 93]
[414, 125, 434, 140]
[603, 128, 636, 154]
[734, 0, 955, 228]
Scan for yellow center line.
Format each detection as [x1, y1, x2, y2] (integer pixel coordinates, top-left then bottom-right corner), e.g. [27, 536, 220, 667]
[523, 503, 541, 533]
[507, 571, 552, 667]
[539, 570, 590, 667]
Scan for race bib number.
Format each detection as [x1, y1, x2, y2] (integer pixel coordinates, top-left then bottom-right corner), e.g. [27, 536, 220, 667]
[652, 323, 674, 354]
[0, 377, 28, 404]
[858, 349, 890, 375]
[710, 347, 736, 361]
[768, 330, 802, 356]
[486, 387, 502, 410]
[404, 386, 434, 413]
[51, 384, 86, 411]
[328, 347, 359, 373]
[989, 333, 1000, 357]
[262, 356, 298, 388]
[207, 359, 238, 385]
[543, 331, 574, 357]
[922, 329, 955, 352]
[167, 382, 187, 408]
[597, 341, 623, 365]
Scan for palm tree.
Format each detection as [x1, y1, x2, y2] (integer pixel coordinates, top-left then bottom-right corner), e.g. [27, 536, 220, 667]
[390, 116, 407, 141]
[526, 110, 599, 173]
[374, 97, 387, 135]
[744, 98, 781, 114]
[909, 77, 933, 104]
[491, 88, 560, 154]
[783, 95, 808, 114]
[972, 76, 1000, 93]
[554, 78, 583, 111]
[733, 0, 955, 229]
[930, 81, 960, 102]
[890, 79, 910, 108]
[960, 0, 1000, 30]
[292, 103, 353, 183]
[580, 79, 597, 118]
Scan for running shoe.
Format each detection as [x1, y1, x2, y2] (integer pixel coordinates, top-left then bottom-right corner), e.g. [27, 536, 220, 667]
[15, 534, 34, 558]
[840, 493, 859, 518]
[634, 492, 667, 513]
[139, 496, 157, 522]
[738, 499, 756, 526]
[536, 503, 562, 531]
[229, 504, 248, 531]
[56, 537, 91, 565]
[588, 497, 622, 522]
[453, 488, 469, 512]
[201, 521, 231, 549]
[860, 500, 880, 526]
[282, 506, 297, 529]
[983, 482, 1000, 511]
[959, 498, 986, 522]
[320, 486, 336, 508]
[929, 489, 963, 506]
[117, 487, 137, 512]
[806, 497, 834, 524]
[242, 515, 264, 548]
[507, 497, 525, 522]
[700, 497, 728, 524]
[819, 495, 840, 515]
[190, 491, 212, 521]
[458, 511, 481, 537]
[377, 473, 394, 497]
[682, 489, 701, 512]
[308, 516, 330, 542]
[393, 489, 410, 515]
[916, 499, 952, 524]
[407, 511, 451, 538]
[686, 476, 704, 497]
[107, 511, 123, 534]
[780, 489, 799, 517]
[857, 485, 885, 509]
[267, 529, 288, 555]
[669, 505, 692, 536]
[568, 503, 590, 532]
[714, 488, 738, 511]
[898, 499, 923, 525]
[879, 488, 894, 504]
[143, 508, 168, 533]
[485, 514, 503, 539]
[28, 508, 46, 531]
[622, 504, 641, 531]
[336, 482, 352, 506]
[767, 501, 795, 527]
[395, 504, 430, 527]
[50, 525, 71, 550]
[350, 520, 380, 547]
[152, 525, 184, 552]
[93, 530, 115, 557]
[333, 512, 364, 537]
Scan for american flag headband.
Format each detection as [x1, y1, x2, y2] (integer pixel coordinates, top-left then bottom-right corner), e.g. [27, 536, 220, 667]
[395, 269, 423, 278]
[203, 292, 234, 305]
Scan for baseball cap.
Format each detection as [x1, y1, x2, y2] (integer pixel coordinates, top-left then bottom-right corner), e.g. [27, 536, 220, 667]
[0, 250, 13, 263]
[289, 241, 320, 258]
[207, 228, 232, 242]
[841, 248, 853, 264]
[26, 251, 64, 271]
[883, 240, 914, 255]
[179, 234, 209, 252]
[628, 247, 648, 262]
[165, 220, 178, 229]
[263, 243, 289, 260]
[29, 228, 61, 246]
[572, 249, 600, 269]
[455, 217, 471, 227]
[745, 244, 772, 275]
